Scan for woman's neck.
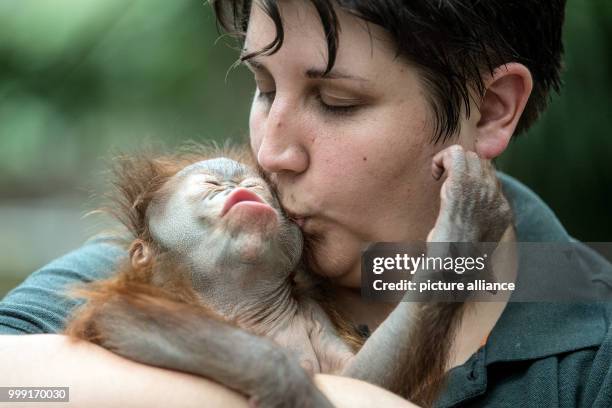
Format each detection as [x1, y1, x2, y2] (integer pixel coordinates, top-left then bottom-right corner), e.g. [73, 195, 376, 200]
[331, 225, 518, 371]
[447, 226, 518, 369]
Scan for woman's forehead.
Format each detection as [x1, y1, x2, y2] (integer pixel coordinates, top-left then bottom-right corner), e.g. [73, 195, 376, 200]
[244, 1, 400, 81]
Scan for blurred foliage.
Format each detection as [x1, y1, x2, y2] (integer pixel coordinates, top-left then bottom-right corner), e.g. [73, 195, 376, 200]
[0, 0, 253, 199]
[0, 0, 610, 242]
[496, 0, 612, 241]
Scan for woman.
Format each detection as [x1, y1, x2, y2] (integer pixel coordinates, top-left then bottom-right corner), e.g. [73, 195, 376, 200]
[2, 1, 612, 407]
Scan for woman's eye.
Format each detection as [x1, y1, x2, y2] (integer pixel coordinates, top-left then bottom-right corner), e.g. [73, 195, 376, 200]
[257, 88, 276, 104]
[316, 94, 360, 116]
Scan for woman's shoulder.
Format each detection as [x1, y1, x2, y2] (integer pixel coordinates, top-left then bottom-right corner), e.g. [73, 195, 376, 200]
[0, 235, 126, 334]
[437, 301, 612, 408]
[497, 171, 569, 242]
[489, 301, 612, 408]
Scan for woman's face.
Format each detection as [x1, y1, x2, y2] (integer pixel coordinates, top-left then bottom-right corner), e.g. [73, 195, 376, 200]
[245, 1, 470, 287]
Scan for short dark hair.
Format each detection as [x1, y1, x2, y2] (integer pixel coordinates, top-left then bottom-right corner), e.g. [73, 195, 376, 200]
[211, 0, 566, 143]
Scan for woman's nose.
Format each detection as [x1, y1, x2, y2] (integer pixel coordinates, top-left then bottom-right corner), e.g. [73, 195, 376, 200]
[256, 98, 309, 175]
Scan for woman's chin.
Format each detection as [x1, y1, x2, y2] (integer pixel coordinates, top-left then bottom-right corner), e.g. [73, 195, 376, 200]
[306, 236, 363, 287]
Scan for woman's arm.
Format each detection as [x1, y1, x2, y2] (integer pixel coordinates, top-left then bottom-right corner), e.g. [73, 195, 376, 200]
[314, 375, 419, 408]
[0, 239, 247, 406]
[0, 334, 416, 408]
[0, 333, 247, 408]
[0, 237, 125, 334]
[67, 292, 333, 408]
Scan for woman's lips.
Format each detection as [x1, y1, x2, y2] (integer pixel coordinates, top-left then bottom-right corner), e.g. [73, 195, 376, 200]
[284, 208, 310, 228]
[221, 188, 269, 216]
[292, 217, 307, 228]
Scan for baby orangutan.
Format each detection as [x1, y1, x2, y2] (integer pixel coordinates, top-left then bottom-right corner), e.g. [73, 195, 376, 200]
[66, 145, 513, 408]
[66, 148, 365, 407]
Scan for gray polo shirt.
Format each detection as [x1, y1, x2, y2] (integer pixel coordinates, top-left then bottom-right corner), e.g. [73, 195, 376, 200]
[1, 173, 611, 407]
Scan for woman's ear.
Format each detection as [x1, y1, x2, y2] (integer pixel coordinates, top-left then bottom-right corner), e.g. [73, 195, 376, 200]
[475, 63, 533, 159]
[129, 239, 153, 269]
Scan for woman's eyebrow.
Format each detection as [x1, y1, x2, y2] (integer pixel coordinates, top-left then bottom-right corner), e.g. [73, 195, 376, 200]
[305, 67, 368, 82]
[241, 55, 368, 82]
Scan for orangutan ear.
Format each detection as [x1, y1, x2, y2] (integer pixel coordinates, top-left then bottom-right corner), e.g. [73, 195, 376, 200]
[474, 63, 533, 159]
[129, 239, 153, 269]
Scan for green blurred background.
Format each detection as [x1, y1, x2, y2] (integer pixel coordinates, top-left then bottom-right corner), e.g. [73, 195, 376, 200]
[0, 0, 610, 297]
